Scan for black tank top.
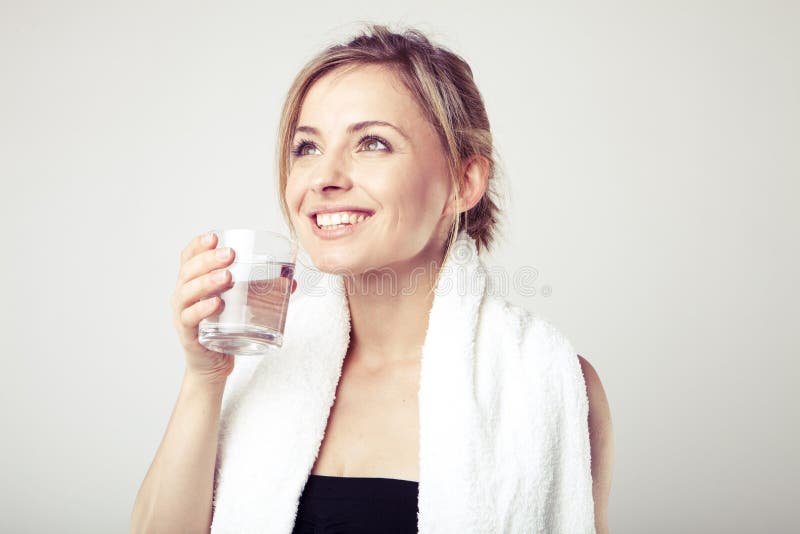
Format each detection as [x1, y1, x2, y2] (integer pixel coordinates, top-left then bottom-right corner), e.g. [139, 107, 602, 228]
[291, 474, 419, 533]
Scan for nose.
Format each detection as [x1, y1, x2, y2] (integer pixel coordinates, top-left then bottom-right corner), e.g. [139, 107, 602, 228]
[309, 152, 353, 194]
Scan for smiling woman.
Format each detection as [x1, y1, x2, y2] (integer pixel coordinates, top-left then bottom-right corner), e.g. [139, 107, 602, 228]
[131, 23, 612, 534]
[275, 28, 502, 266]
[283, 63, 459, 278]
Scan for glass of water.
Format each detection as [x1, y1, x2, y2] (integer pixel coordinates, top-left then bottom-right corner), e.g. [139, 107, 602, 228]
[198, 229, 297, 356]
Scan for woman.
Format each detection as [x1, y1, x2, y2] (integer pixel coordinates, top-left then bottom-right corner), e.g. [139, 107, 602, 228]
[131, 25, 613, 533]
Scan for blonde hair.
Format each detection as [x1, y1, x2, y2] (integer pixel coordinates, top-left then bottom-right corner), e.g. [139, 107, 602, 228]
[276, 23, 503, 266]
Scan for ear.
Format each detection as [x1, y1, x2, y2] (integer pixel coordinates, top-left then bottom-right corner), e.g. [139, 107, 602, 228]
[453, 155, 490, 214]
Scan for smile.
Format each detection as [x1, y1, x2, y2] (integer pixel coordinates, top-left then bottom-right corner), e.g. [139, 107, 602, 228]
[315, 211, 373, 229]
[310, 211, 373, 239]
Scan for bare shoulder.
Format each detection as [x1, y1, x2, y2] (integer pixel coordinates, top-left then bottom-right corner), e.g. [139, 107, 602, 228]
[577, 355, 613, 457]
[577, 356, 611, 422]
[577, 354, 613, 533]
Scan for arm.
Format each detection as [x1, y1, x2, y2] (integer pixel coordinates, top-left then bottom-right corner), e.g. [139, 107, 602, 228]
[578, 355, 614, 534]
[130, 372, 226, 534]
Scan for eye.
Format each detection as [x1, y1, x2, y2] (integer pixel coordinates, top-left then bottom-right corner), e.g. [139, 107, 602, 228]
[358, 135, 390, 152]
[291, 139, 320, 157]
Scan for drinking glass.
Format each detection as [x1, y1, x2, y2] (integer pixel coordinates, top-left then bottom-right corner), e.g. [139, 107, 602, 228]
[198, 229, 297, 356]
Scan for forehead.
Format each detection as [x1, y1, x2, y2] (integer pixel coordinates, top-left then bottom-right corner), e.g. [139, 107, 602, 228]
[297, 64, 426, 131]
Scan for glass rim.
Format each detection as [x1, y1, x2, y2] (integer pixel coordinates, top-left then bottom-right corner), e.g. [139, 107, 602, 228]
[209, 228, 298, 259]
[209, 228, 296, 243]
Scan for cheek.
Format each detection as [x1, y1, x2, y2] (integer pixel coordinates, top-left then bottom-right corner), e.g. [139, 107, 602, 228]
[399, 161, 450, 213]
[372, 172, 445, 232]
[285, 168, 304, 199]
[283, 179, 303, 222]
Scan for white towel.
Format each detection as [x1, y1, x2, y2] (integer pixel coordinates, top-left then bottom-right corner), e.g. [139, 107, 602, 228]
[211, 230, 596, 533]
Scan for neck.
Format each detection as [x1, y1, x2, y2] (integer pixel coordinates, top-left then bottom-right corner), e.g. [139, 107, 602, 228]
[343, 246, 446, 370]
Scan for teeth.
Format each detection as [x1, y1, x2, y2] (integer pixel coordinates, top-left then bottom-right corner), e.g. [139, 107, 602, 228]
[315, 211, 372, 229]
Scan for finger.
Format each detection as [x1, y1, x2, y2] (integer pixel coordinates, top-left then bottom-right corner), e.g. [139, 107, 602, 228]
[176, 268, 233, 310]
[291, 279, 298, 294]
[180, 232, 217, 267]
[178, 246, 235, 285]
[180, 295, 225, 331]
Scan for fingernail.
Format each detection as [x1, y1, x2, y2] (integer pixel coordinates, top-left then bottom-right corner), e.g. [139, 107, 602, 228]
[202, 233, 214, 245]
[216, 248, 231, 259]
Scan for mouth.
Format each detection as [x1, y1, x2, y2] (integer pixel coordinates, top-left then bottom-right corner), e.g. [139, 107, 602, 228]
[309, 210, 374, 239]
[312, 210, 373, 229]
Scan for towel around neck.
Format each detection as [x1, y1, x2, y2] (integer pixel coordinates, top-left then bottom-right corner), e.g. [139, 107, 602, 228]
[211, 230, 596, 533]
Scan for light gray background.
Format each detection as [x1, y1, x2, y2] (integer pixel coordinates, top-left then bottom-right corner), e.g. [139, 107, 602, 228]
[1, 1, 797, 533]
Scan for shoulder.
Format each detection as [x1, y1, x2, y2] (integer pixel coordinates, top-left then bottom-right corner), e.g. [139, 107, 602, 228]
[577, 356, 610, 417]
[576, 355, 612, 445]
[481, 295, 563, 351]
[577, 354, 613, 532]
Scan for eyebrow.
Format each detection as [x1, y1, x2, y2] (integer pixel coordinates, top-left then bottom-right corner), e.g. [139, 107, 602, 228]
[294, 120, 409, 140]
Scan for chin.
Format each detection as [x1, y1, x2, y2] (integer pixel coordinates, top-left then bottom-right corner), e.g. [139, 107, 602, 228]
[306, 248, 363, 277]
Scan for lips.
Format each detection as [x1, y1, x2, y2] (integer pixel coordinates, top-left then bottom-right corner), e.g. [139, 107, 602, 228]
[314, 211, 373, 228]
[309, 211, 373, 239]
[308, 205, 375, 217]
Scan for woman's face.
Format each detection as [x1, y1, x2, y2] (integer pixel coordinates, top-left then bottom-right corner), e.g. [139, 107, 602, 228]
[284, 64, 454, 276]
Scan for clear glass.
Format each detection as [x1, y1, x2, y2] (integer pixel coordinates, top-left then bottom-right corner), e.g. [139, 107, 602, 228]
[198, 229, 297, 356]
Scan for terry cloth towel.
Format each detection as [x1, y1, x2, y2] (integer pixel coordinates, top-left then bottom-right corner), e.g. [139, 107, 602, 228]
[211, 230, 596, 533]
